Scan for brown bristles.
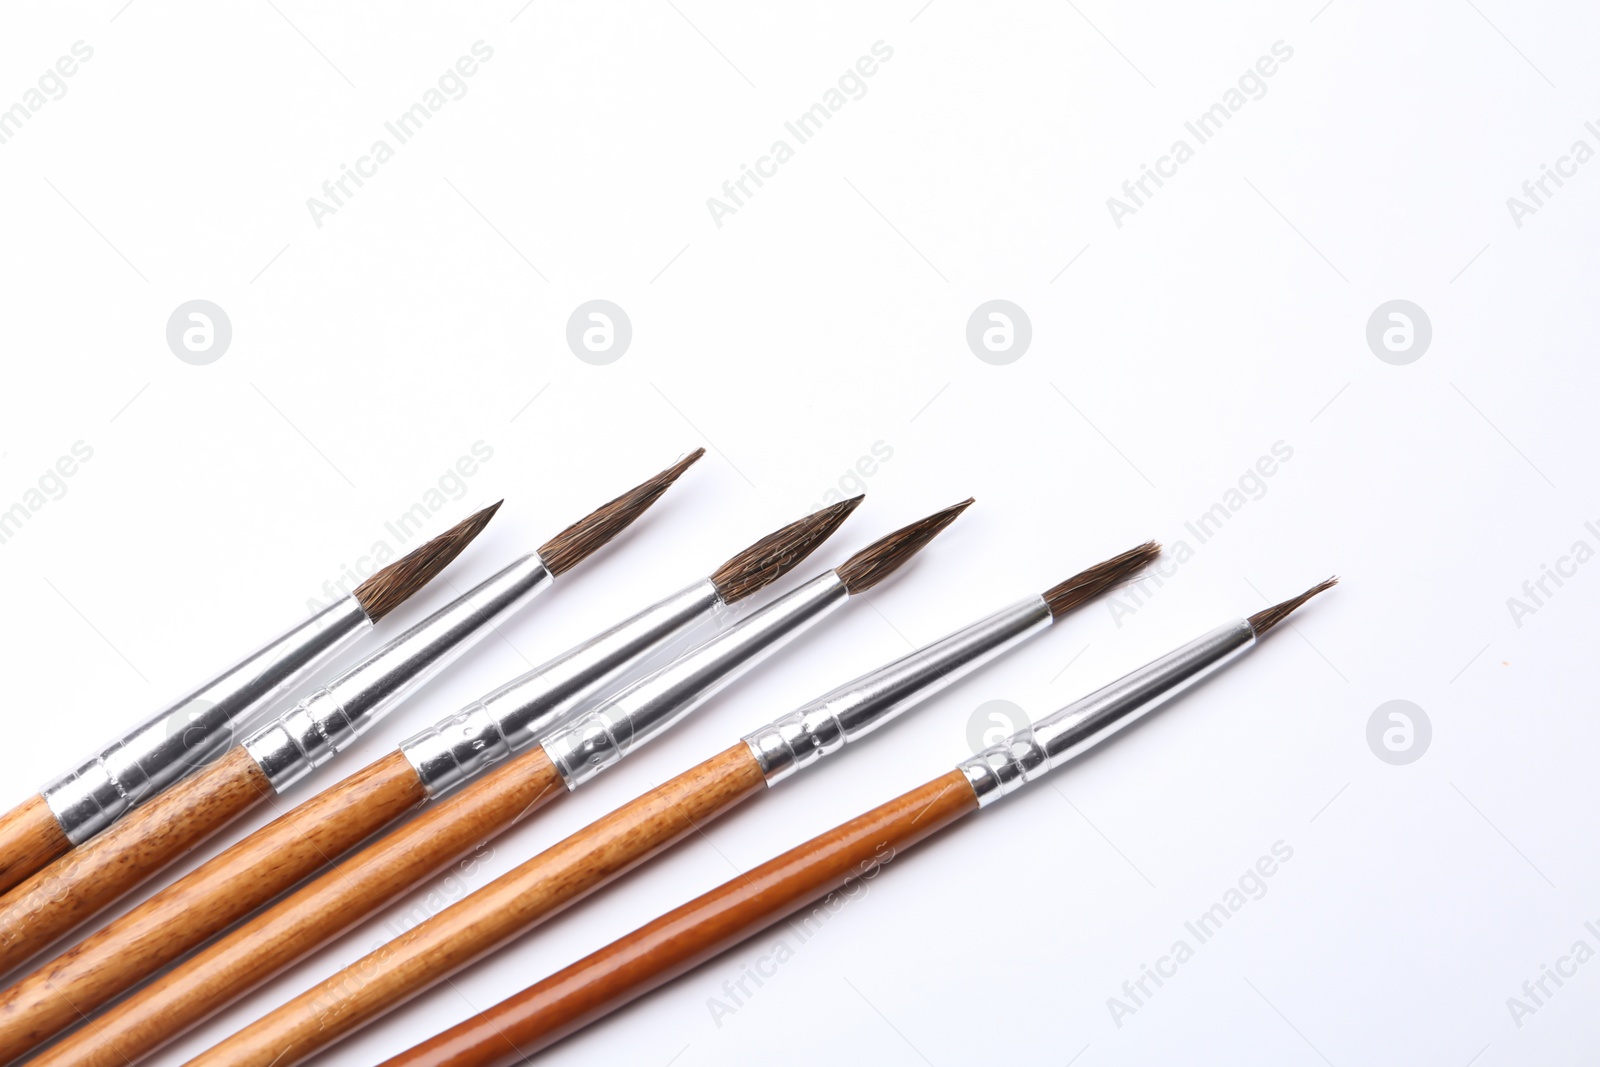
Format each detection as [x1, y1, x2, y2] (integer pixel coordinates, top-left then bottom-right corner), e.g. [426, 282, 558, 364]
[1042, 541, 1161, 619]
[352, 501, 503, 622]
[834, 498, 973, 594]
[536, 450, 705, 577]
[1247, 576, 1339, 636]
[709, 496, 863, 603]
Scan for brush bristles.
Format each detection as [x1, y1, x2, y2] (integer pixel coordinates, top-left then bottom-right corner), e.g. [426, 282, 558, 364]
[1042, 541, 1161, 619]
[834, 498, 973, 594]
[353, 501, 503, 622]
[710, 496, 863, 603]
[1248, 576, 1338, 636]
[536, 449, 704, 577]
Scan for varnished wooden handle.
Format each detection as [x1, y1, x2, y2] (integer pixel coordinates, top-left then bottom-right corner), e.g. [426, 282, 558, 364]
[0, 745, 272, 976]
[0, 794, 71, 897]
[30, 744, 568, 1067]
[0, 749, 427, 1064]
[385, 768, 978, 1067]
[188, 743, 770, 1067]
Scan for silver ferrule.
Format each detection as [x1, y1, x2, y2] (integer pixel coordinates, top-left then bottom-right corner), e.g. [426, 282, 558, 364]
[958, 618, 1257, 808]
[41, 596, 372, 844]
[400, 578, 728, 797]
[244, 554, 553, 794]
[543, 570, 850, 790]
[744, 594, 1054, 785]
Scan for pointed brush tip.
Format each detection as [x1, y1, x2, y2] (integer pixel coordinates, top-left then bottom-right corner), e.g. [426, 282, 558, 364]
[834, 499, 971, 594]
[1042, 538, 1163, 619]
[351, 502, 502, 622]
[709, 495, 863, 603]
[536, 455, 698, 577]
[1248, 576, 1339, 637]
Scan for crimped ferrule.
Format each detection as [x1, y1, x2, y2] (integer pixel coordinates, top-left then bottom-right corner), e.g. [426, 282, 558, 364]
[958, 618, 1255, 807]
[744, 594, 1054, 785]
[41, 595, 372, 844]
[543, 570, 849, 790]
[245, 554, 553, 794]
[401, 579, 728, 797]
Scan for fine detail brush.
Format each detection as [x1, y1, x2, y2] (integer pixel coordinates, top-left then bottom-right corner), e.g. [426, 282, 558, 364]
[0, 496, 861, 1062]
[0, 452, 701, 977]
[362, 578, 1338, 1067]
[155, 540, 1158, 1067]
[30, 500, 967, 1067]
[0, 505, 499, 897]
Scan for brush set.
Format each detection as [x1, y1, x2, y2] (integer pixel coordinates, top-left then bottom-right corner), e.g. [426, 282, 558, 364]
[0, 448, 1336, 1065]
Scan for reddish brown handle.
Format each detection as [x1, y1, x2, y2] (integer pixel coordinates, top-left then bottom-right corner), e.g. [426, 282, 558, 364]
[187, 743, 770, 1067]
[386, 768, 978, 1067]
[0, 749, 427, 1064]
[0, 795, 71, 897]
[0, 745, 272, 976]
[31, 744, 568, 1067]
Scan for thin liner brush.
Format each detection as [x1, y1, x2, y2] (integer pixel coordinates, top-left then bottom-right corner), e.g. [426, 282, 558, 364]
[0, 504, 499, 897]
[0, 452, 701, 978]
[0, 496, 861, 1064]
[368, 578, 1338, 1067]
[161, 540, 1159, 1067]
[34, 500, 968, 1067]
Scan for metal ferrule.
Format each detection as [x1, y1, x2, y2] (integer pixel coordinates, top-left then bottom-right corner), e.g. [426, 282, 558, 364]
[244, 554, 553, 794]
[400, 579, 728, 797]
[958, 618, 1256, 808]
[543, 570, 850, 790]
[744, 594, 1054, 786]
[41, 596, 372, 844]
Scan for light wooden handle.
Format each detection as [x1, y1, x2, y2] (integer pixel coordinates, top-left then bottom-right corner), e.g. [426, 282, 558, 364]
[189, 742, 769, 1067]
[386, 768, 978, 1067]
[0, 750, 427, 1064]
[31, 744, 568, 1067]
[0, 745, 271, 976]
[0, 794, 71, 897]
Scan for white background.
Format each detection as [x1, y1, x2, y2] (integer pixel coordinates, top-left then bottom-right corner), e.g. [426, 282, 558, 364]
[2, 2, 1597, 1064]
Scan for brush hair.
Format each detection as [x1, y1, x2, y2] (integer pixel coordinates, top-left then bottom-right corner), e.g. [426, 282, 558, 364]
[835, 498, 973, 594]
[1248, 576, 1338, 636]
[1042, 541, 1161, 619]
[353, 501, 503, 622]
[537, 450, 705, 577]
[710, 496, 863, 603]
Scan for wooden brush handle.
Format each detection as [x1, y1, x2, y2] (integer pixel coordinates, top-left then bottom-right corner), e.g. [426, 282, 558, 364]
[385, 768, 978, 1067]
[0, 750, 427, 1064]
[187, 743, 769, 1067]
[29, 744, 568, 1067]
[0, 745, 272, 975]
[0, 794, 71, 897]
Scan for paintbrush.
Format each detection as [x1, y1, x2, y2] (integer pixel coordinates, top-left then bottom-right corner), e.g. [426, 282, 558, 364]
[0, 496, 861, 1062]
[0, 451, 701, 978]
[26, 500, 969, 1067]
[0, 504, 500, 898]
[147, 539, 1160, 1067]
[360, 579, 1338, 1067]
